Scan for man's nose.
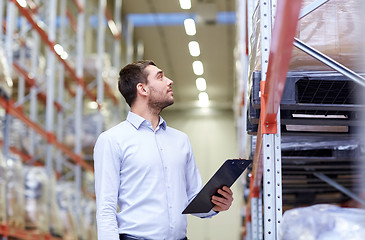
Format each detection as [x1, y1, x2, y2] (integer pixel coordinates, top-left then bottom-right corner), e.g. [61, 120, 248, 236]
[167, 78, 173, 85]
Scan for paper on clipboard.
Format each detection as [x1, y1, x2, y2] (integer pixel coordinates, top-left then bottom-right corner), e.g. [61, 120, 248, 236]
[182, 159, 252, 214]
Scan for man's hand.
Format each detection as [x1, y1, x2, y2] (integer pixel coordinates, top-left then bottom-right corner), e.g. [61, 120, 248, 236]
[211, 186, 233, 212]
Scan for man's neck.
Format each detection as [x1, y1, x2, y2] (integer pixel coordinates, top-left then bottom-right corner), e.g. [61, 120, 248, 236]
[131, 106, 161, 130]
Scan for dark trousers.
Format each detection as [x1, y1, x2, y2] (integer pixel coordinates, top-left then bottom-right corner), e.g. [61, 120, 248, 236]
[119, 234, 188, 240]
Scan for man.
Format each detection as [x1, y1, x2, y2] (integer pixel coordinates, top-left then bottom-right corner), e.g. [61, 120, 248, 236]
[94, 60, 233, 240]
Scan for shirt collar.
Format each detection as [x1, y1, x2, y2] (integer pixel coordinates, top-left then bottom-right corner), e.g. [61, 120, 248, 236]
[127, 111, 166, 130]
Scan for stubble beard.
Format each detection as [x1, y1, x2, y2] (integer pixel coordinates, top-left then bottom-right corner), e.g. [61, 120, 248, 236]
[148, 95, 174, 114]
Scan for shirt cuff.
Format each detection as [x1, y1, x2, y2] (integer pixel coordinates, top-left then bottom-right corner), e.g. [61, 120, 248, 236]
[195, 209, 219, 218]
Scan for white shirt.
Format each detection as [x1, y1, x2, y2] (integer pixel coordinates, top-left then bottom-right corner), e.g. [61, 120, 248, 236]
[94, 112, 216, 240]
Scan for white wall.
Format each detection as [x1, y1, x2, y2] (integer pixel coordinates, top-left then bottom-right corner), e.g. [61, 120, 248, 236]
[162, 108, 243, 240]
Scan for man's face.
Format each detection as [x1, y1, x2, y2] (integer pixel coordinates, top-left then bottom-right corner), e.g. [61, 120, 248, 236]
[144, 65, 174, 110]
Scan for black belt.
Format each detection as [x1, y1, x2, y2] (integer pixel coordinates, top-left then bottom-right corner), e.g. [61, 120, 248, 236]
[119, 234, 187, 240]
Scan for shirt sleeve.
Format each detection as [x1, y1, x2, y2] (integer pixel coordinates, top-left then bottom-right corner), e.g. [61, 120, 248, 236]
[94, 132, 122, 240]
[184, 137, 218, 219]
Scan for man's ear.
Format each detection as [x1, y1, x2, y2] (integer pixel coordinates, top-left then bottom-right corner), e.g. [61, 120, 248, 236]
[136, 83, 148, 96]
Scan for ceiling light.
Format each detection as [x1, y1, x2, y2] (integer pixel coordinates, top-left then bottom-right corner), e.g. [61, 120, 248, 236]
[184, 18, 196, 36]
[196, 78, 206, 91]
[188, 41, 200, 57]
[198, 92, 209, 107]
[179, 0, 191, 10]
[192, 61, 204, 75]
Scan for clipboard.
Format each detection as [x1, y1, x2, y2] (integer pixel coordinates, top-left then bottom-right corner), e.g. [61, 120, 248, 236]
[182, 159, 252, 214]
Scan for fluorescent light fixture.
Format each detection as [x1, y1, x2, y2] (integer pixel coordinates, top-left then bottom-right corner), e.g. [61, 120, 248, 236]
[192, 61, 204, 75]
[188, 41, 200, 57]
[196, 77, 206, 91]
[17, 0, 27, 8]
[179, 0, 191, 10]
[184, 18, 196, 36]
[198, 92, 209, 107]
[88, 101, 99, 109]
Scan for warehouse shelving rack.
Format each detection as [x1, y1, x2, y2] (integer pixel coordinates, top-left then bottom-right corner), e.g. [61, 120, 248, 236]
[0, 0, 125, 239]
[235, 0, 365, 239]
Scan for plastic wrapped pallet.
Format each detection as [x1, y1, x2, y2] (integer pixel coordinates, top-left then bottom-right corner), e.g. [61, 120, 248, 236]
[56, 181, 79, 240]
[279, 204, 365, 240]
[49, 172, 63, 237]
[0, 46, 13, 99]
[0, 118, 44, 158]
[64, 112, 104, 155]
[24, 166, 49, 233]
[83, 170, 95, 196]
[66, 53, 119, 99]
[0, 118, 24, 152]
[0, 151, 6, 225]
[20, 127, 45, 158]
[81, 198, 97, 240]
[6, 155, 25, 229]
[11, 117, 45, 158]
[290, 0, 363, 72]
[249, 0, 364, 77]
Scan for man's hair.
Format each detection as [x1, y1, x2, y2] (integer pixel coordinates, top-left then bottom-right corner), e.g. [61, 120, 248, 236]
[118, 60, 156, 107]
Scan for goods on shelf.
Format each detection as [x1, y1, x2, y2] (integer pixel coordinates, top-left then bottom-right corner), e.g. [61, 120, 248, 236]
[49, 172, 63, 237]
[290, 0, 363, 72]
[83, 170, 95, 196]
[81, 198, 97, 240]
[247, 71, 361, 135]
[8, 119, 25, 148]
[64, 112, 105, 155]
[67, 53, 119, 96]
[249, 0, 363, 83]
[279, 204, 365, 240]
[55, 181, 79, 240]
[0, 118, 45, 158]
[0, 47, 13, 99]
[24, 166, 49, 233]
[83, 53, 112, 82]
[6, 155, 25, 229]
[0, 151, 6, 225]
[19, 123, 45, 158]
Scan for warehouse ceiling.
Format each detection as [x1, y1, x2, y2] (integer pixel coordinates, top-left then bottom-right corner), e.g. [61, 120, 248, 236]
[117, 0, 237, 112]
